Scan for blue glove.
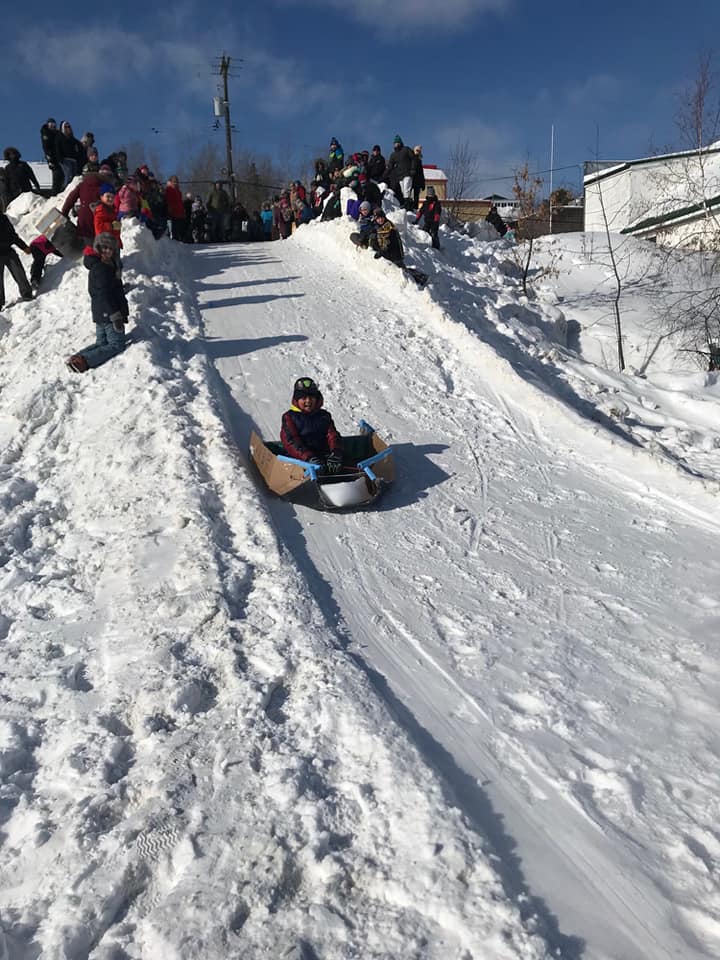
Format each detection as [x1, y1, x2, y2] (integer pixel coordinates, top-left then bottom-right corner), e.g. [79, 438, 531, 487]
[325, 452, 343, 474]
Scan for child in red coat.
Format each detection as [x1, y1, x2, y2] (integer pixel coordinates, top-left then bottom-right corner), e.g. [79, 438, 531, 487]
[94, 184, 122, 248]
[280, 378, 344, 473]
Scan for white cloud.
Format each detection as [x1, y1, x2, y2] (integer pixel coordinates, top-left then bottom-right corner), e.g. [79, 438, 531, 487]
[434, 117, 524, 192]
[566, 73, 621, 108]
[13, 24, 346, 123]
[16, 29, 153, 89]
[241, 50, 334, 117]
[276, 0, 512, 33]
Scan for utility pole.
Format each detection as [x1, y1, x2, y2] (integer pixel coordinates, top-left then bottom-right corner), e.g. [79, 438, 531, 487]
[212, 54, 241, 201]
[220, 56, 235, 200]
[549, 124, 554, 235]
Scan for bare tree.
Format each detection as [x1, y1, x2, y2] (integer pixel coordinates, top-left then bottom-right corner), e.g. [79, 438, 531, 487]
[509, 162, 543, 296]
[177, 141, 224, 192]
[651, 55, 720, 368]
[445, 139, 478, 227]
[176, 141, 286, 210]
[594, 170, 626, 371]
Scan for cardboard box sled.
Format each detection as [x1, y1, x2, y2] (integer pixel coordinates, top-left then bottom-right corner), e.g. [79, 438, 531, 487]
[35, 207, 84, 257]
[250, 421, 394, 508]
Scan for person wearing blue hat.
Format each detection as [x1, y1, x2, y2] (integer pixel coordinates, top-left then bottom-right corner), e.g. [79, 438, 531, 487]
[327, 137, 344, 175]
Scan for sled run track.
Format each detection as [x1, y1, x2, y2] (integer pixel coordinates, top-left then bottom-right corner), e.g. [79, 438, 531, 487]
[188, 238, 720, 960]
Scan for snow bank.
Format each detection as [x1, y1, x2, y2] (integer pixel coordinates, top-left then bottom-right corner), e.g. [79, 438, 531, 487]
[290, 211, 720, 502]
[0, 207, 550, 957]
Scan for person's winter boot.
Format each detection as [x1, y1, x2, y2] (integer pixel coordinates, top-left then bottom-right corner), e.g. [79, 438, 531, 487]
[66, 354, 89, 373]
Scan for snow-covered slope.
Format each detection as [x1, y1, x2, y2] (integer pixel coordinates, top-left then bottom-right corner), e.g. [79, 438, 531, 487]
[1, 193, 719, 960]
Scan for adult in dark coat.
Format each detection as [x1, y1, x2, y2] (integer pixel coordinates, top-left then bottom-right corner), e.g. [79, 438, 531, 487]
[66, 233, 129, 372]
[0, 212, 33, 310]
[56, 122, 86, 188]
[206, 181, 230, 241]
[182, 192, 194, 241]
[2, 148, 40, 203]
[320, 185, 342, 222]
[40, 118, 65, 196]
[384, 136, 417, 209]
[357, 175, 383, 210]
[61, 167, 103, 242]
[411, 145, 426, 209]
[0, 167, 9, 212]
[485, 204, 508, 237]
[313, 158, 330, 190]
[367, 145, 386, 183]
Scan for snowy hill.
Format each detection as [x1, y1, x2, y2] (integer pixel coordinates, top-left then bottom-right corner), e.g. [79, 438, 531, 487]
[1, 191, 719, 960]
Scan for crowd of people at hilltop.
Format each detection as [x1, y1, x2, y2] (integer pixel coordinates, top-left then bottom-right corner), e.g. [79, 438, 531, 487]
[1, 119, 461, 371]
[1, 128, 442, 246]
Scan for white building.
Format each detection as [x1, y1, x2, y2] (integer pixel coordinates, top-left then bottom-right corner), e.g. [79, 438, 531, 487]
[583, 143, 720, 247]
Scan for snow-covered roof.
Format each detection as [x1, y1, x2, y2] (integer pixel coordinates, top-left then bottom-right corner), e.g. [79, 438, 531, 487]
[423, 164, 448, 181]
[584, 141, 720, 186]
[621, 193, 720, 235]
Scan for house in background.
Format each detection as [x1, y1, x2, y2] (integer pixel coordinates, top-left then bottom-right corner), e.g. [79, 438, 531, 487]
[420, 164, 448, 199]
[483, 194, 520, 221]
[583, 144, 720, 247]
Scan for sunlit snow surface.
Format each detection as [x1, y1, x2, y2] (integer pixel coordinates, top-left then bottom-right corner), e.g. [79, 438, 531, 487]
[0, 189, 719, 960]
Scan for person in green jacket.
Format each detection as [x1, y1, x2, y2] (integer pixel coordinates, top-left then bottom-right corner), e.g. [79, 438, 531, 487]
[206, 180, 230, 242]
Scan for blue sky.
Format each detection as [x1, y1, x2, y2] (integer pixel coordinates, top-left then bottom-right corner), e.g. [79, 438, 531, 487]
[3, 0, 720, 197]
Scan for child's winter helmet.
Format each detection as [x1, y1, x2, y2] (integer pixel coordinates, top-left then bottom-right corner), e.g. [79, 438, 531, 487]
[293, 377, 322, 402]
[426, 186, 436, 197]
[359, 201, 372, 214]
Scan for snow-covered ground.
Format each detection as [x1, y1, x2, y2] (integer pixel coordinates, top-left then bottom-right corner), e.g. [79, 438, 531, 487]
[1, 188, 719, 960]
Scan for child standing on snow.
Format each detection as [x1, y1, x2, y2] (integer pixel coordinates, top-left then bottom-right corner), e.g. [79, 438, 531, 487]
[65, 233, 129, 373]
[280, 378, 344, 473]
[414, 186, 442, 250]
[94, 184, 122, 249]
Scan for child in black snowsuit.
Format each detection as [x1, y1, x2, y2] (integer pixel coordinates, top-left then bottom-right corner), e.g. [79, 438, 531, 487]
[415, 186, 442, 249]
[280, 378, 344, 473]
[66, 232, 129, 372]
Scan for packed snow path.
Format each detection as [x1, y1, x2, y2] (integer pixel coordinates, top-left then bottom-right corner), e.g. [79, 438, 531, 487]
[190, 236, 720, 960]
